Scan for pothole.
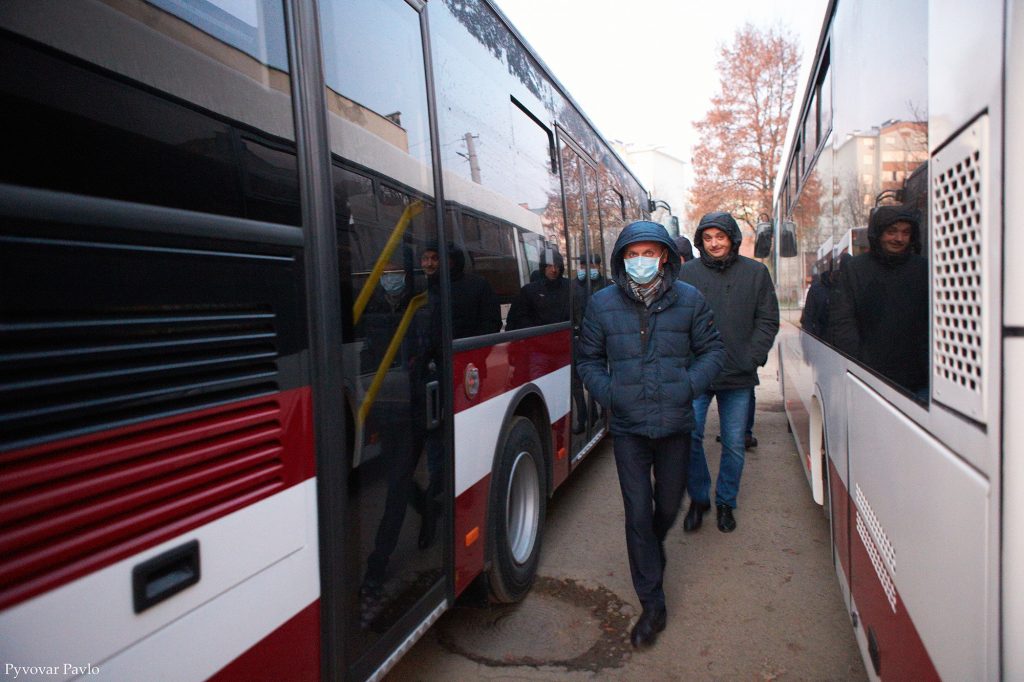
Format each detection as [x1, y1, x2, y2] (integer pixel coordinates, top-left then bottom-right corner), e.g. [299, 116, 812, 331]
[436, 576, 632, 671]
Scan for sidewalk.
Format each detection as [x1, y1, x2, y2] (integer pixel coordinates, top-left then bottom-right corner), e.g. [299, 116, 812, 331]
[389, 349, 866, 680]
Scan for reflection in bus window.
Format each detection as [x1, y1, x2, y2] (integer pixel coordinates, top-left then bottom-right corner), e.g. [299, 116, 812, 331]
[317, 0, 444, 665]
[506, 247, 570, 331]
[828, 202, 929, 399]
[319, 0, 434, 180]
[450, 213, 520, 318]
[0, 0, 299, 223]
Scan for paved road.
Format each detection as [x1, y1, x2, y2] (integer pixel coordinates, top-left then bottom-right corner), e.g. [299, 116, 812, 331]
[389, 352, 867, 680]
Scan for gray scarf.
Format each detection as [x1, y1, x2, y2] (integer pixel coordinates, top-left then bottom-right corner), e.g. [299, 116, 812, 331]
[627, 270, 666, 307]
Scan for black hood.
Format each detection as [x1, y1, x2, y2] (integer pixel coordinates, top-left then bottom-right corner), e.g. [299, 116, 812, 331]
[693, 211, 742, 270]
[540, 248, 565, 278]
[674, 235, 695, 262]
[867, 205, 921, 266]
[609, 220, 680, 285]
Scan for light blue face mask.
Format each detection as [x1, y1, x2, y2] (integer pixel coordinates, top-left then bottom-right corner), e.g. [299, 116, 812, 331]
[589, 268, 601, 280]
[380, 271, 405, 294]
[577, 269, 586, 281]
[623, 255, 660, 284]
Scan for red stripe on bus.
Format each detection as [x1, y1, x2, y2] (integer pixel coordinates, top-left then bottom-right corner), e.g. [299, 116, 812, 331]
[454, 474, 489, 596]
[550, 414, 571, 490]
[453, 329, 572, 414]
[0, 388, 314, 610]
[828, 458, 852, 578]
[210, 600, 320, 682]
[849, 514, 940, 679]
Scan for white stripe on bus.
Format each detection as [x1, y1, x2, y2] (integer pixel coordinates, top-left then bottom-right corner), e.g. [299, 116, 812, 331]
[454, 364, 571, 497]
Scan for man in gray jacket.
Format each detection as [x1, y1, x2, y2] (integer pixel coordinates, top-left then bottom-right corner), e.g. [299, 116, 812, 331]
[678, 212, 779, 532]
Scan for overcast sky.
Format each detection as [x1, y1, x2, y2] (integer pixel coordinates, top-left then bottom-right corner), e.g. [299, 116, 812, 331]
[494, 0, 829, 170]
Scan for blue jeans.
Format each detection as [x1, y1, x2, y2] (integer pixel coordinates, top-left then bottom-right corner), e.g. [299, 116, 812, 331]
[688, 388, 752, 509]
[745, 387, 755, 437]
[613, 433, 690, 611]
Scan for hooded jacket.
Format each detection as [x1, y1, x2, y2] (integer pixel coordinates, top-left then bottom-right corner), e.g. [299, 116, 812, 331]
[425, 243, 502, 339]
[577, 221, 725, 438]
[506, 249, 570, 330]
[678, 211, 780, 390]
[828, 206, 928, 393]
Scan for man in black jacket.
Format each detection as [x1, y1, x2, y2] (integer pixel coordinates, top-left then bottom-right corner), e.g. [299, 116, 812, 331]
[578, 221, 724, 648]
[828, 206, 928, 397]
[506, 248, 570, 330]
[421, 242, 501, 338]
[679, 212, 779, 532]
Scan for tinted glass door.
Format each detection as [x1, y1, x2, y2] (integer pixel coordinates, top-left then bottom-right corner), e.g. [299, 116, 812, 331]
[317, 1, 448, 678]
[559, 135, 605, 455]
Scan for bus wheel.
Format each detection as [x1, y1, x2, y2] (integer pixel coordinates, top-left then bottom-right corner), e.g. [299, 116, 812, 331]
[487, 416, 546, 603]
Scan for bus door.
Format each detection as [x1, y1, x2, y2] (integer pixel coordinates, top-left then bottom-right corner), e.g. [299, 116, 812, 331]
[557, 133, 605, 456]
[317, 1, 450, 678]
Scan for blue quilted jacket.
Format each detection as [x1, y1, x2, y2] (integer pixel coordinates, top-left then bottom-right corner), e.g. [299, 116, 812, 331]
[577, 221, 725, 438]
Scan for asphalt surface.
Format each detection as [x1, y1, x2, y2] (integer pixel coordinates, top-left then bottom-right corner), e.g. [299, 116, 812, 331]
[388, 352, 867, 680]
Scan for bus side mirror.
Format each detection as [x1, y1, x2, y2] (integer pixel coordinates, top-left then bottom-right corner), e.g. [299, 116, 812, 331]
[754, 221, 773, 258]
[668, 216, 680, 236]
[780, 221, 798, 258]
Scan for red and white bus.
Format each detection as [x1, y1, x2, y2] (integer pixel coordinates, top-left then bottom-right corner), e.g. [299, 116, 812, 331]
[0, 1, 651, 679]
[770, 0, 1024, 678]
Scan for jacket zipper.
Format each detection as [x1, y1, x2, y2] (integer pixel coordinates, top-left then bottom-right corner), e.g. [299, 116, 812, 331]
[638, 303, 649, 354]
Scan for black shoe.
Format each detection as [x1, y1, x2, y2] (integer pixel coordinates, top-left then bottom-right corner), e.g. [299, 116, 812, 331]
[630, 607, 667, 648]
[745, 434, 758, 449]
[683, 500, 711, 532]
[716, 504, 736, 532]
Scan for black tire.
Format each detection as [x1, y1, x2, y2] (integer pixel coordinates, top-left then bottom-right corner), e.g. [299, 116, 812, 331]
[487, 416, 546, 603]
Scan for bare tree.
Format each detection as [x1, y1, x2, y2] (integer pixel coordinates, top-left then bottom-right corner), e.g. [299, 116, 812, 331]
[688, 24, 801, 240]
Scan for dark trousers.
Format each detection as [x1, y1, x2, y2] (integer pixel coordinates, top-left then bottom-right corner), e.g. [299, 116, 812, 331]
[612, 433, 691, 611]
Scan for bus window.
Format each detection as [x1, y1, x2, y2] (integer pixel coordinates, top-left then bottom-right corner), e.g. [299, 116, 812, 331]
[450, 214, 519, 314]
[826, 0, 929, 400]
[0, 0, 299, 224]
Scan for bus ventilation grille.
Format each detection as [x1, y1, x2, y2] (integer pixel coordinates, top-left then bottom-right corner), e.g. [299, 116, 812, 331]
[0, 391, 306, 610]
[931, 116, 987, 423]
[0, 306, 280, 452]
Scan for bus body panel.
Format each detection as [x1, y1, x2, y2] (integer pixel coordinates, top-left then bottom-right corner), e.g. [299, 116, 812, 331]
[1006, 0, 1024, 329]
[847, 375, 988, 679]
[0, 479, 320, 679]
[451, 331, 572, 594]
[1004, 339, 1024, 680]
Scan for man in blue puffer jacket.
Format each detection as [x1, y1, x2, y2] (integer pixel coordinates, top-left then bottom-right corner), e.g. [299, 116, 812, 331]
[577, 220, 725, 649]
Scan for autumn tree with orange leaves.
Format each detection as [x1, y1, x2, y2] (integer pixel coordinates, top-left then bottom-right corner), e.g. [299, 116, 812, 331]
[688, 25, 801, 247]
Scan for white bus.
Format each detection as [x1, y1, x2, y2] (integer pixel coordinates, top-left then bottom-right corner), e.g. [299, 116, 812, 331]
[771, 0, 1023, 678]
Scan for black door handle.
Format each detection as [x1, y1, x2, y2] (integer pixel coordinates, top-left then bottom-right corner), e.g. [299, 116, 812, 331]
[426, 380, 441, 430]
[132, 540, 200, 613]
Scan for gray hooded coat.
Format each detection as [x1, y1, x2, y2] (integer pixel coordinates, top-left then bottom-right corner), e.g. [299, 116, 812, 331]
[679, 212, 779, 391]
[577, 221, 725, 438]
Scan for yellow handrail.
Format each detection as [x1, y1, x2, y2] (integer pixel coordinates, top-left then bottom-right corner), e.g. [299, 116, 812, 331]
[357, 291, 429, 428]
[352, 200, 424, 325]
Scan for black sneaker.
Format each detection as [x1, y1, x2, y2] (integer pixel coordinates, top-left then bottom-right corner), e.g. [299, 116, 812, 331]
[745, 434, 757, 449]
[716, 504, 736, 532]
